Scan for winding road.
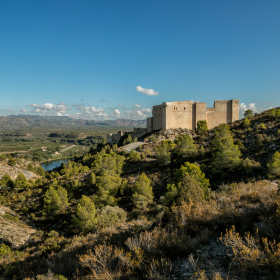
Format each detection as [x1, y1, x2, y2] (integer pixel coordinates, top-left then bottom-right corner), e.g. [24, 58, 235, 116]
[122, 142, 144, 152]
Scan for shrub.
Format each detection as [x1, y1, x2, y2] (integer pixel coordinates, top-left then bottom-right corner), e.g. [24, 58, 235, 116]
[128, 150, 141, 162]
[211, 124, 232, 149]
[268, 108, 276, 117]
[97, 205, 127, 227]
[259, 123, 266, 129]
[72, 195, 96, 231]
[95, 175, 121, 207]
[165, 162, 209, 205]
[132, 173, 154, 209]
[196, 120, 208, 133]
[156, 140, 173, 166]
[267, 151, 280, 178]
[244, 109, 253, 118]
[243, 118, 251, 127]
[0, 174, 13, 188]
[175, 134, 197, 158]
[15, 173, 28, 189]
[27, 163, 34, 171]
[3, 213, 19, 222]
[149, 136, 159, 142]
[37, 166, 45, 177]
[276, 109, 280, 118]
[44, 185, 69, 216]
[8, 158, 16, 166]
[212, 136, 242, 171]
[0, 155, 6, 161]
[86, 172, 96, 186]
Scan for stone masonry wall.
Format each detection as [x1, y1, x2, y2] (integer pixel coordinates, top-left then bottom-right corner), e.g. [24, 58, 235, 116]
[148, 99, 239, 131]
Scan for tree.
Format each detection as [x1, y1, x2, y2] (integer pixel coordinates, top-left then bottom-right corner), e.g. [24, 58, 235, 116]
[0, 174, 13, 188]
[101, 138, 107, 145]
[72, 195, 96, 231]
[44, 186, 69, 216]
[128, 150, 141, 162]
[165, 162, 209, 205]
[212, 136, 242, 170]
[0, 155, 6, 161]
[131, 173, 153, 209]
[86, 172, 96, 186]
[175, 135, 197, 158]
[15, 173, 28, 189]
[267, 151, 280, 178]
[196, 120, 208, 133]
[8, 158, 16, 166]
[27, 163, 34, 171]
[95, 175, 121, 207]
[37, 166, 45, 177]
[243, 118, 250, 127]
[96, 205, 127, 227]
[156, 140, 172, 166]
[276, 109, 280, 118]
[212, 124, 231, 148]
[244, 109, 253, 119]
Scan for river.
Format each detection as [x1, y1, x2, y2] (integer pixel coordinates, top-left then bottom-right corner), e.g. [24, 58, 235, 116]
[41, 158, 73, 171]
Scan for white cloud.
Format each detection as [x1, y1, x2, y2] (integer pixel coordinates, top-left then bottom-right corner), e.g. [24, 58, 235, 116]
[1, 108, 13, 113]
[20, 108, 27, 113]
[124, 107, 152, 119]
[73, 104, 108, 119]
[56, 112, 62, 116]
[136, 85, 159, 96]
[110, 109, 121, 118]
[239, 102, 260, 118]
[28, 102, 69, 114]
[141, 108, 151, 114]
[134, 104, 142, 108]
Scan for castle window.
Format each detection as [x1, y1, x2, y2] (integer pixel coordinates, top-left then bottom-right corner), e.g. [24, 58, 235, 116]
[184, 107, 185, 110]
[174, 107, 175, 110]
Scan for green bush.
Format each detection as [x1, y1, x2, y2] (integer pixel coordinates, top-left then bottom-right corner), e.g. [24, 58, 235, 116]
[8, 158, 16, 166]
[165, 162, 209, 205]
[212, 136, 242, 171]
[149, 136, 159, 142]
[175, 134, 197, 158]
[43, 185, 69, 216]
[156, 140, 173, 166]
[0, 155, 6, 161]
[259, 123, 266, 129]
[132, 173, 153, 209]
[72, 195, 96, 231]
[267, 151, 280, 178]
[196, 120, 208, 133]
[3, 213, 19, 222]
[243, 118, 251, 127]
[97, 205, 127, 227]
[128, 150, 141, 162]
[15, 173, 28, 189]
[244, 109, 253, 118]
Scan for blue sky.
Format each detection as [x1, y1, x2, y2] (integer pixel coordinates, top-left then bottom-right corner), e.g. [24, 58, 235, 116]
[0, 0, 280, 120]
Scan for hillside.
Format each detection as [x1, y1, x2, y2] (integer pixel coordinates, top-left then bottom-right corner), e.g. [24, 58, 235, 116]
[0, 115, 146, 128]
[0, 108, 280, 279]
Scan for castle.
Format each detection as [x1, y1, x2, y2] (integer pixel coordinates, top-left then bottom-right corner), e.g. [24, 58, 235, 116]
[107, 99, 239, 143]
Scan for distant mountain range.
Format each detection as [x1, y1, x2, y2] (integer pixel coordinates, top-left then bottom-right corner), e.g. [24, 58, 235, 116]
[0, 115, 146, 128]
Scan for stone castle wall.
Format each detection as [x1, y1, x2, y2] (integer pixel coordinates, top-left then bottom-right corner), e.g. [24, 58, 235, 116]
[150, 99, 239, 131]
[107, 99, 239, 143]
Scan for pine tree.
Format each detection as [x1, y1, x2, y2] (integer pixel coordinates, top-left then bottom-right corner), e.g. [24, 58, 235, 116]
[72, 195, 96, 231]
[212, 136, 242, 170]
[175, 134, 197, 158]
[244, 109, 253, 118]
[156, 140, 172, 166]
[243, 118, 251, 127]
[131, 173, 153, 209]
[267, 151, 280, 178]
[44, 186, 69, 216]
[196, 120, 208, 133]
[95, 175, 121, 207]
[15, 173, 28, 189]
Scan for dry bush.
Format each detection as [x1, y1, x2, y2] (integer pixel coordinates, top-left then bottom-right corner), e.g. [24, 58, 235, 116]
[220, 226, 280, 277]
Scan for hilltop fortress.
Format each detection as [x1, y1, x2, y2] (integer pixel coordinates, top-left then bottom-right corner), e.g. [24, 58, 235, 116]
[107, 99, 239, 143]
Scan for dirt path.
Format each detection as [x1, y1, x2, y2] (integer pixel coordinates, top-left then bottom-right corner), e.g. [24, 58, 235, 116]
[19, 169, 35, 180]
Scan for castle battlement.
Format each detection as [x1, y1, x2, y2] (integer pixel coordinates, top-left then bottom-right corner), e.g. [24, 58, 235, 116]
[107, 99, 239, 143]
